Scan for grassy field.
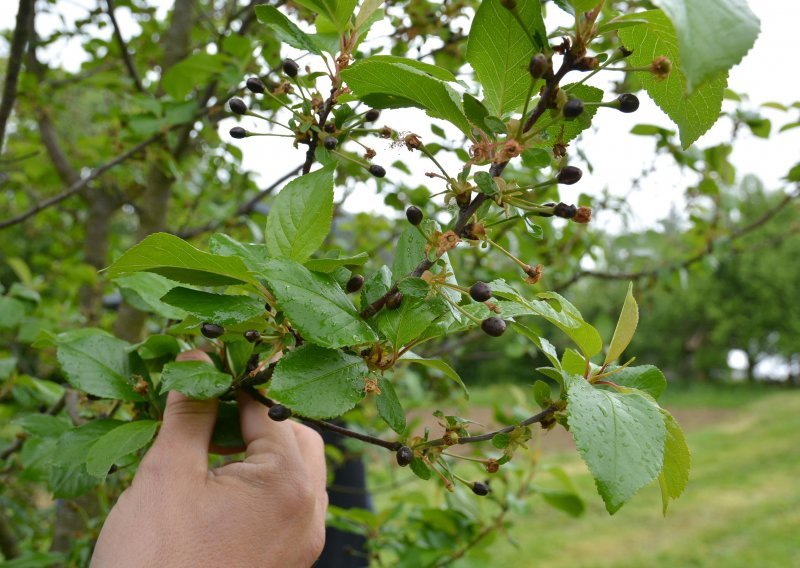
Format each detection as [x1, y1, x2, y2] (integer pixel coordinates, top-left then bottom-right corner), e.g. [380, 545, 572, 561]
[375, 385, 800, 567]
[487, 386, 800, 567]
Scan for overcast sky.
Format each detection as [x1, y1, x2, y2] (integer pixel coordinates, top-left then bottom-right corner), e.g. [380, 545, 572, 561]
[2, 0, 798, 233]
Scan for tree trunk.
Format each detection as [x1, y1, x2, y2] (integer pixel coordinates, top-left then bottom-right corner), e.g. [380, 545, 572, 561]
[111, 0, 196, 342]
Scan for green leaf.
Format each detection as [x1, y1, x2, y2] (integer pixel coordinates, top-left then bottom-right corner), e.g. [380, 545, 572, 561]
[400, 352, 469, 398]
[15, 414, 71, 438]
[269, 344, 367, 418]
[492, 432, 510, 449]
[658, 409, 690, 514]
[534, 84, 603, 147]
[609, 365, 667, 400]
[254, 5, 323, 54]
[565, 375, 666, 514]
[618, 11, 727, 148]
[652, 0, 759, 91]
[397, 277, 430, 300]
[162, 53, 228, 100]
[532, 380, 552, 408]
[361, 266, 392, 306]
[225, 338, 255, 379]
[209, 234, 271, 273]
[115, 273, 187, 320]
[376, 376, 406, 433]
[261, 258, 377, 348]
[474, 171, 498, 195]
[392, 223, 428, 279]
[49, 420, 122, 498]
[136, 334, 180, 360]
[535, 466, 585, 517]
[410, 456, 432, 480]
[56, 329, 143, 401]
[160, 287, 265, 325]
[293, 0, 357, 33]
[341, 60, 472, 135]
[265, 165, 335, 262]
[466, 0, 546, 116]
[0, 296, 25, 329]
[375, 297, 448, 348]
[85, 420, 160, 479]
[305, 252, 369, 273]
[361, 55, 456, 81]
[463, 93, 490, 129]
[160, 361, 232, 399]
[106, 233, 258, 287]
[604, 283, 639, 365]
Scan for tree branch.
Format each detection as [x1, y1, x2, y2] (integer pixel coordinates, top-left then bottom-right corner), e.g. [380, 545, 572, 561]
[555, 187, 800, 291]
[105, 0, 144, 92]
[0, 393, 66, 461]
[421, 404, 558, 449]
[0, 132, 163, 230]
[0, 0, 34, 156]
[243, 387, 403, 451]
[177, 163, 303, 238]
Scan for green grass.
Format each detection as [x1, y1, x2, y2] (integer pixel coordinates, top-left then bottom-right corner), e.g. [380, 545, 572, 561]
[371, 386, 800, 567]
[486, 389, 800, 567]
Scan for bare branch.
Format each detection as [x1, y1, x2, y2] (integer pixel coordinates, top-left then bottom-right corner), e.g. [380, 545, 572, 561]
[0, 0, 35, 156]
[555, 188, 800, 291]
[0, 133, 163, 230]
[105, 0, 145, 92]
[177, 164, 304, 238]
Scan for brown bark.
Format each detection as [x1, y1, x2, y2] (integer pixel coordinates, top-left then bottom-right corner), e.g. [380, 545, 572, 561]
[0, 510, 20, 560]
[0, 0, 34, 156]
[113, 0, 197, 342]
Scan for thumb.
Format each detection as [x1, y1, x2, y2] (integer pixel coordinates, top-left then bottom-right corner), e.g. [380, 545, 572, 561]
[148, 350, 219, 472]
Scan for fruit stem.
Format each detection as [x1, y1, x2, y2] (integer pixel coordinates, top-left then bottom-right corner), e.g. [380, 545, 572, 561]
[419, 143, 455, 184]
[439, 291, 484, 325]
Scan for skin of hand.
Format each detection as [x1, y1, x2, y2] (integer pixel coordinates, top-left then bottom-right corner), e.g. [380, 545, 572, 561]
[91, 350, 328, 568]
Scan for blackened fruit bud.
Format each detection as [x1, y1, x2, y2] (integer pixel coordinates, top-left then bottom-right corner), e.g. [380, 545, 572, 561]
[230, 127, 247, 139]
[396, 446, 413, 467]
[529, 53, 549, 79]
[268, 404, 292, 421]
[346, 274, 365, 294]
[557, 166, 582, 185]
[554, 202, 578, 219]
[369, 164, 386, 178]
[229, 97, 248, 115]
[563, 98, 584, 119]
[481, 317, 506, 337]
[500, 0, 517, 10]
[469, 282, 492, 302]
[364, 109, 380, 122]
[323, 122, 336, 133]
[323, 136, 338, 150]
[244, 330, 261, 343]
[201, 322, 225, 338]
[617, 93, 640, 113]
[282, 58, 299, 77]
[539, 202, 556, 218]
[472, 481, 490, 496]
[246, 77, 265, 94]
[386, 292, 403, 310]
[264, 302, 272, 312]
[406, 205, 423, 226]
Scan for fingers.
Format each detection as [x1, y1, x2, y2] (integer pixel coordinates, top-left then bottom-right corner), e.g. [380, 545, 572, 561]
[145, 350, 218, 472]
[148, 391, 218, 471]
[289, 422, 327, 496]
[237, 391, 300, 463]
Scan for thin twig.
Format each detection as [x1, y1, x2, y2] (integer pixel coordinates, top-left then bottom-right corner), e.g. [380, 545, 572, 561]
[177, 164, 304, 238]
[555, 188, 800, 291]
[243, 387, 403, 451]
[105, 0, 144, 92]
[0, 132, 165, 230]
[0, 0, 34, 156]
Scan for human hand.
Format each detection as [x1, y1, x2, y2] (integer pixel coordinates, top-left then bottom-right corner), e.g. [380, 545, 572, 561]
[91, 350, 327, 568]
